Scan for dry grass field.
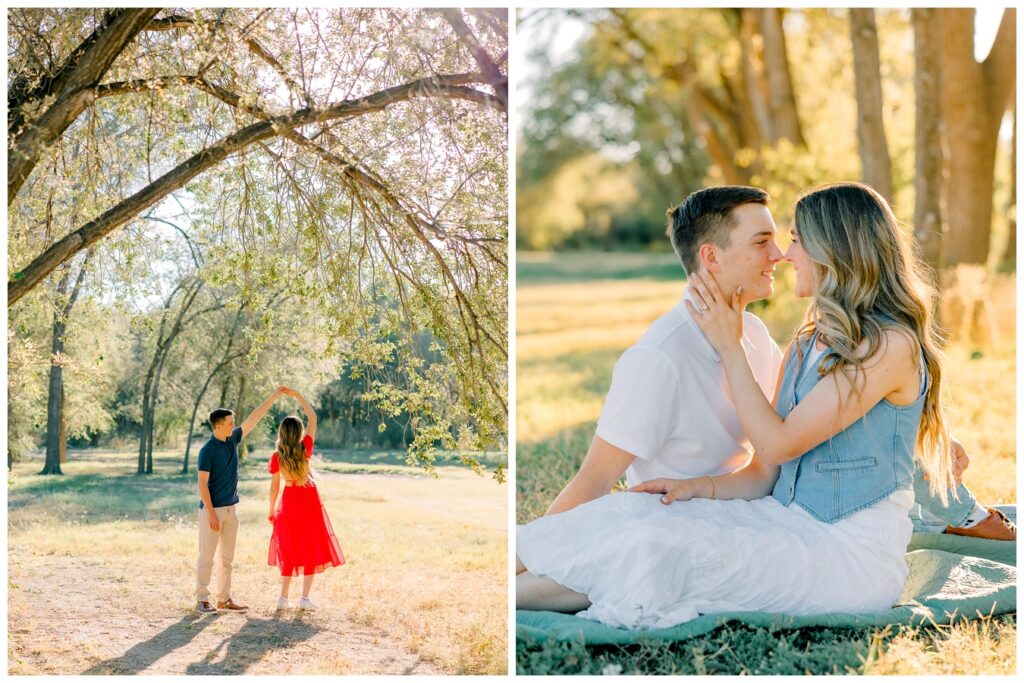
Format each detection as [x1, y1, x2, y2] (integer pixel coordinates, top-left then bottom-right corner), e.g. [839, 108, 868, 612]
[516, 251, 1016, 675]
[8, 448, 507, 675]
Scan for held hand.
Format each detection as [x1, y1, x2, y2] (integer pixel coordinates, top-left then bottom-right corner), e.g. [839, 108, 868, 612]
[207, 511, 221, 532]
[922, 439, 969, 485]
[629, 477, 703, 505]
[951, 438, 969, 485]
[685, 272, 744, 354]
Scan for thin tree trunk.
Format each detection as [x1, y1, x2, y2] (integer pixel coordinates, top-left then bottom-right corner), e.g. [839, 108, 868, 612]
[849, 8, 894, 202]
[912, 8, 944, 273]
[1001, 106, 1016, 269]
[235, 374, 250, 461]
[182, 349, 245, 473]
[59, 382, 67, 464]
[757, 8, 805, 147]
[138, 277, 211, 473]
[739, 9, 773, 144]
[146, 351, 169, 474]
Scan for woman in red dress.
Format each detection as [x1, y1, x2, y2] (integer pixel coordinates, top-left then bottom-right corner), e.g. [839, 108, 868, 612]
[268, 387, 345, 609]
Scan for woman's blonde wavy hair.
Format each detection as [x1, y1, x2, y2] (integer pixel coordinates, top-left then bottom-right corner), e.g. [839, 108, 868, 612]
[276, 415, 312, 486]
[793, 182, 955, 503]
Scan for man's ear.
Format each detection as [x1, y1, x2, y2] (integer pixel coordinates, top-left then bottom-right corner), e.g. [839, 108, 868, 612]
[697, 243, 720, 273]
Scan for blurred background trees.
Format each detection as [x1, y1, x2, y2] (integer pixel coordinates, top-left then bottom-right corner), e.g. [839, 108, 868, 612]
[517, 8, 1015, 272]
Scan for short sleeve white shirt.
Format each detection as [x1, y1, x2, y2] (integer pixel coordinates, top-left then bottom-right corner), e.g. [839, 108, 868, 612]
[595, 294, 784, 487]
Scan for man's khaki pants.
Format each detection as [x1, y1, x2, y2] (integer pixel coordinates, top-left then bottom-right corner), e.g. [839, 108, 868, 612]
[195, 505, 239, 602]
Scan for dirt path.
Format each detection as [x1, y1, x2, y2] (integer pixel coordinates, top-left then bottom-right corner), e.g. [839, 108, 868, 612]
[8, 553, 443, 675]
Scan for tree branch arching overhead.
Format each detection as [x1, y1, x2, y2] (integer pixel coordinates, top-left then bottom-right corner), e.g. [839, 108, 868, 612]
[8, 73, 501, 306]
[9, 8, 509, 473]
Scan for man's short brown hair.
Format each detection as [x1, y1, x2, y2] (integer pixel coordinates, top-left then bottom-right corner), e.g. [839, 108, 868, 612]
[208, 408, 234, 430]
[667, 186, 770, 277]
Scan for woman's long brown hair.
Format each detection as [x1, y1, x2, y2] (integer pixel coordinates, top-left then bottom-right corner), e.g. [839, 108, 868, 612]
[793, 182, 954, 504]
[276, 415, 311, 486]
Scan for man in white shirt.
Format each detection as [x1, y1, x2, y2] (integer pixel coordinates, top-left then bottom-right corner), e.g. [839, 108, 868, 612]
[544, 186, 785, 516]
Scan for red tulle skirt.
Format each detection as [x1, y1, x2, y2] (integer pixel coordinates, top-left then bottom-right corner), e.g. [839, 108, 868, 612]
[268, 483, 345, 577]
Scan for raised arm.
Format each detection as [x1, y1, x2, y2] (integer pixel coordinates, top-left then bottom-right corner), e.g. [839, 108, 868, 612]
[284, 388, 317, 441]
[239, 387, 285, 438]
[545, 436, 635, 516]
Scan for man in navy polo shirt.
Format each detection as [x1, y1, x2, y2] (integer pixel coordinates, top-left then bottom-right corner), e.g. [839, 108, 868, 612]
[195, 387, 285, 614]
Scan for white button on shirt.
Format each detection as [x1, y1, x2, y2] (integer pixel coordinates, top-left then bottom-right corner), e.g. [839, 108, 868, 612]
[595, 294, 785, 488]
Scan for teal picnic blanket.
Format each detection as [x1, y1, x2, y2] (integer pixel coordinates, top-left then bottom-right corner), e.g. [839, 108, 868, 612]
[517, 532, 1016, 645]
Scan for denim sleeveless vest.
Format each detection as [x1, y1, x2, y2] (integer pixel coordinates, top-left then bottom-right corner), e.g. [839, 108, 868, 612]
[771, 331, 925, 523]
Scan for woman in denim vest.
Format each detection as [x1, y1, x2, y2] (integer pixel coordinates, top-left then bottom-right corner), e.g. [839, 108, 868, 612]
[516, 183, 957, 630]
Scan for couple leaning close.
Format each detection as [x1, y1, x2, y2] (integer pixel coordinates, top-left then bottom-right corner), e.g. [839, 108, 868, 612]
[517, 183, 1016, 630]
[195, 386, 344, 614]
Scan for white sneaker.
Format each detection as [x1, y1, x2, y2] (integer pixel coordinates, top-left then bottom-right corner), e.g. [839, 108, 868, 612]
[297, 597, 317, 610]
[275, 597, 290, 610]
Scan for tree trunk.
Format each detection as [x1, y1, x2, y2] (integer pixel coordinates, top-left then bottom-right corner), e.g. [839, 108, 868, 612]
[181, 349, 245, 473]
[1001, 106, 1016, 269]
[59, 383, 67, 464]
[235, 373, 250, 461]
[849, 8, 894, 202]
[137, 277, 206, 474]
[757, 8, 806, 147]
[146, 350, 169, 473]
[940, 8, 1016, 266]
[912, 8, 944, 273]
[40, 255, 89, 475]
[738, 9, 773, 144]
[41, 304, 68, 475]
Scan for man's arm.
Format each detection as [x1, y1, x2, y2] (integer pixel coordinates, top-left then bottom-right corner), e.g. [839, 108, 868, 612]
[197, 470, 220, 531]
[239, 387, 285, 438]
[631, 453, 779, 503]
[545, 436, 636, 516]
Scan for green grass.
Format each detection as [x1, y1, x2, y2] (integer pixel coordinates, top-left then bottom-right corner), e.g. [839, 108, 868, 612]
[516, 250, 1017, 675]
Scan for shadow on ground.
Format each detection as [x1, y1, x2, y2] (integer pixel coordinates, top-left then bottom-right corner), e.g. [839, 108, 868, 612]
[82, 612, 321, 675]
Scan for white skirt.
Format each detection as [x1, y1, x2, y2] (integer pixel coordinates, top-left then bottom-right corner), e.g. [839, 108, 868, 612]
[517, 490, 913, 630]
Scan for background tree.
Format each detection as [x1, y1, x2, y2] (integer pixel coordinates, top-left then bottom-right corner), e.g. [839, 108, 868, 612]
[938, 8, 1015, 265]
[912, 8, 944, 273]
[517, 8, 1015, 272]
[40, 253, 91, 474]
[850, 8, 893, 202]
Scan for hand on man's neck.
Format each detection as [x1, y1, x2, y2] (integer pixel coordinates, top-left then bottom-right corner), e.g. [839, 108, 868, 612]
[694, 268, 751, 310]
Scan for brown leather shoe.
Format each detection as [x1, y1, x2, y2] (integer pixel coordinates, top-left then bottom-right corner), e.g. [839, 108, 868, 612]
[946, 507, 1016, 541]
[197, 600, 217, 614]
[217, 598, 249, 611]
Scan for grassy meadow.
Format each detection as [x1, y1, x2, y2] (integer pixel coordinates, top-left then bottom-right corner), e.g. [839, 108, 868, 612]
[515, 251, 1016, 675]
[8, 447, 507, 675]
